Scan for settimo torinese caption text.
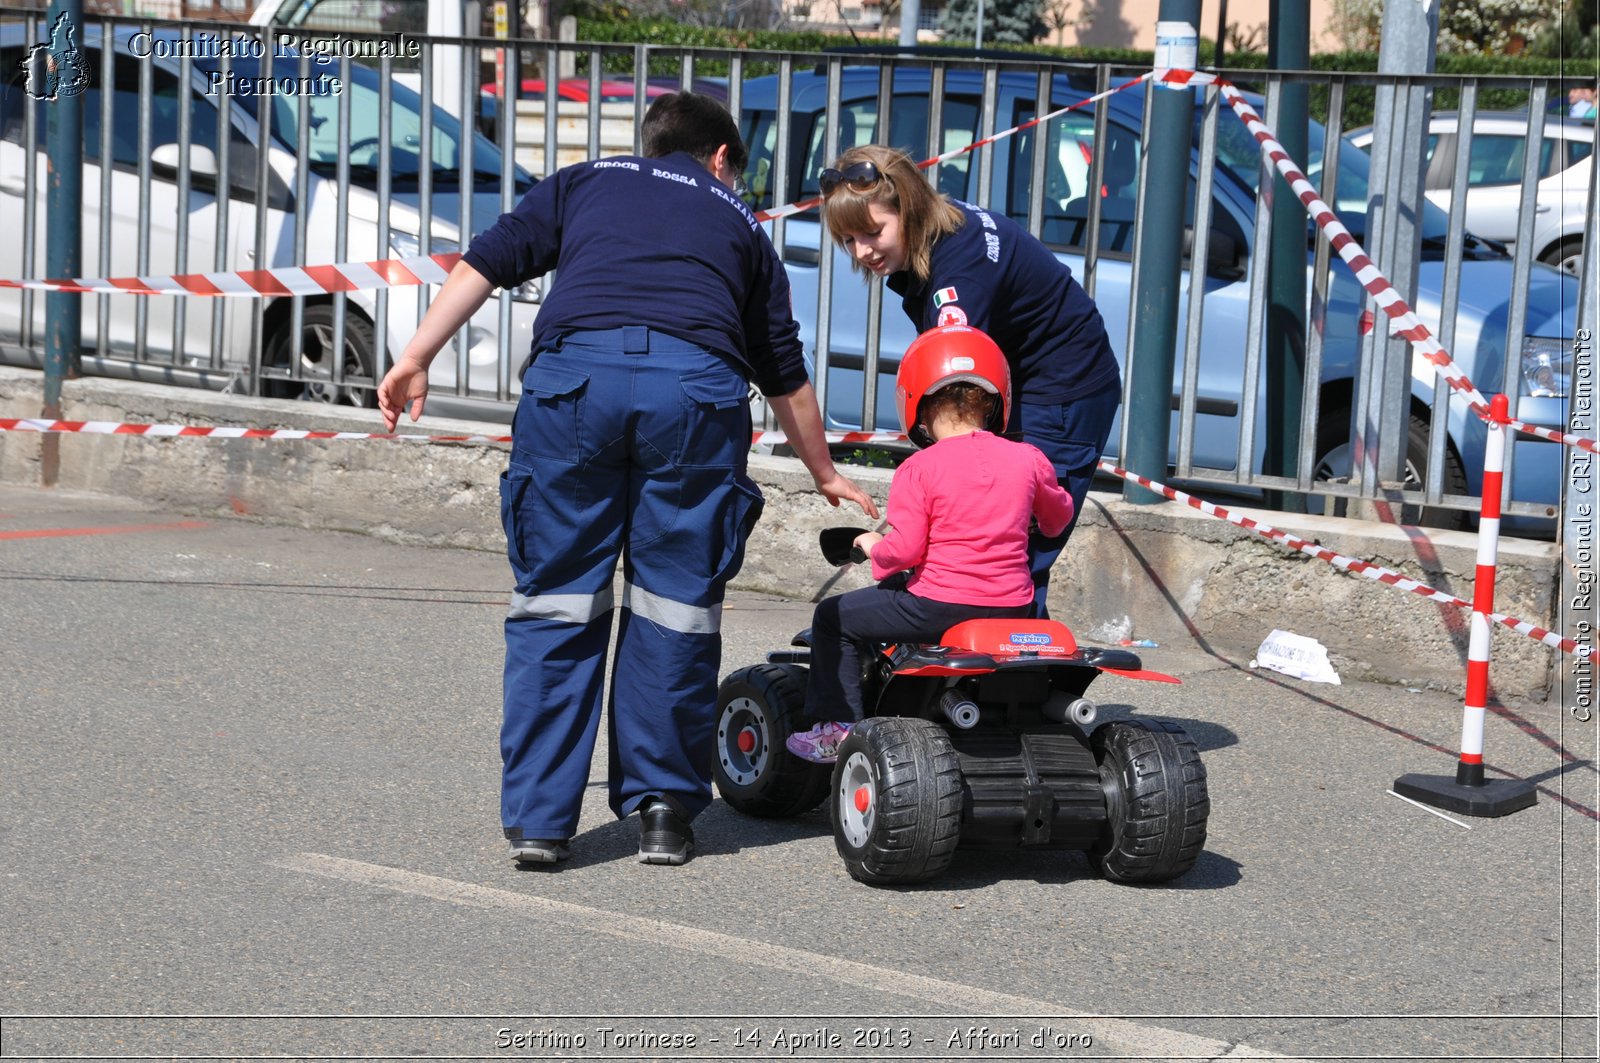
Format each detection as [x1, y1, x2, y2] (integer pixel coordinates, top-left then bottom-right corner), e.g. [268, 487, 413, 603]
[126, 30, 416, 96]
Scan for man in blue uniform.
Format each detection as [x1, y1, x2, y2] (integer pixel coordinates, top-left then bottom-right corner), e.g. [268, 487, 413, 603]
[378, 93, 878, 867]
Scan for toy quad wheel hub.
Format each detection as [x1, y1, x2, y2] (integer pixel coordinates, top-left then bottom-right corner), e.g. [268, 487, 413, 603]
[837, 752, 876, 849]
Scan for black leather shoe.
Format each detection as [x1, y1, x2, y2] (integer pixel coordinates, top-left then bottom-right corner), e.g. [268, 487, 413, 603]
[638, 798, 694, 865]
[509, 838, 570, 865]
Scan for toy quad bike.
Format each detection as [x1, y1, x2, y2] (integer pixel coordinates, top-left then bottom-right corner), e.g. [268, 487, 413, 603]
[713, 528, 1211, 886]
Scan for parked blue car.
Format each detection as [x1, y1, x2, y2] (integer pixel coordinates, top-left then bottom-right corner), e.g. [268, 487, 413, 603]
[739, 66, 1579, 528]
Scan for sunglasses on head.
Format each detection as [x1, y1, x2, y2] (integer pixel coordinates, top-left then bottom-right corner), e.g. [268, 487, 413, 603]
[818, 160, 882, 196]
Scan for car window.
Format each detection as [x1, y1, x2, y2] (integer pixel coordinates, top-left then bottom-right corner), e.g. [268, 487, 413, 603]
[275, 0, 428, 34]
[797, 97, 879, 200]
[739, 91, 978, 211]
[271, 0, 431, 72]
[1561, 134, 1592, 171]
[1008, 107, 1114, 248]
[1024, 110, 1142, 252]
[796, 93, 980, 201]
[875, 93, 980, 198]
[1466, 134, 1524, 185]
[1206, 108, 1458, 241]
[1, 46, 260, 194]
[267, 63, 514, 183]
[739, 108, 781, 209]
[1007, 105, 1246, 263]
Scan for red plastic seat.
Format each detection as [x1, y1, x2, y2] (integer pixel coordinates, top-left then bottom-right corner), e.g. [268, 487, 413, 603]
[937, 618, 1078, 656]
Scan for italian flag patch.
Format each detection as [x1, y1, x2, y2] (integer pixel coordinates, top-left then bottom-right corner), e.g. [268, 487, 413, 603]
[933, 286, 959, 307]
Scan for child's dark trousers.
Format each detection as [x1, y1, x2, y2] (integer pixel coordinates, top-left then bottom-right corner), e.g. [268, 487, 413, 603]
[805, 585, 1032, 722]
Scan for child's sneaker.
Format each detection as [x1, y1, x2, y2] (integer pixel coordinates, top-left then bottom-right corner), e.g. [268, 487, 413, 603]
[785, 721, 852, 764]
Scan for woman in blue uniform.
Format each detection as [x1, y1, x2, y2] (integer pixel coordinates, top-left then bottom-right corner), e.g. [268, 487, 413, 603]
[819, 144, 1121, 616]
[378, 94, 877, 868]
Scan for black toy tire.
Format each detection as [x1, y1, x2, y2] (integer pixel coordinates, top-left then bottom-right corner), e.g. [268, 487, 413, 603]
[713, 664, 831, 818]
[831, 717, 963, 885]
[1089, 719, 1210, 884]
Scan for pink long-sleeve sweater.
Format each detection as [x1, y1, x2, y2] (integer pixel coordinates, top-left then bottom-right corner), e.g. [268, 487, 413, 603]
[869, 430, 1075, 607]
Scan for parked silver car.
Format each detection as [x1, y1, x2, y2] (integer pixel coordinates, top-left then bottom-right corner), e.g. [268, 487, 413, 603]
[1349, 110, 1594, 275]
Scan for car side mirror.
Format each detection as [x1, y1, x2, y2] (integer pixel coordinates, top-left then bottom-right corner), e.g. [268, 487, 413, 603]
[1204, 230, 1245, 281]
[151, 142, 219, 180]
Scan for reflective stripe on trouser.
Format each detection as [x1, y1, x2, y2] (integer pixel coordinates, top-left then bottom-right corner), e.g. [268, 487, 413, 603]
[498, 329, 764, 840]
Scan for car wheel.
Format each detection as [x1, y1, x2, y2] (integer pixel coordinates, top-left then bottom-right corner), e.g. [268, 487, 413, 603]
[1310, 407, 1469, 530]
[713, 665, 831, 818]
[831, 717, 962, 885]
[1539, 237, 1585, 277]
[1089, 719, 1209, 884]
[264, 305, 378, 407]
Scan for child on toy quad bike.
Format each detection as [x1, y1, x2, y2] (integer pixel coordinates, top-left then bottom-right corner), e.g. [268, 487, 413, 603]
[786, 325, 1075, 764]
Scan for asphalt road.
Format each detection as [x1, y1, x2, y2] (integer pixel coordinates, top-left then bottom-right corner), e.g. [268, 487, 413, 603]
[0, 483, 1595, 1062]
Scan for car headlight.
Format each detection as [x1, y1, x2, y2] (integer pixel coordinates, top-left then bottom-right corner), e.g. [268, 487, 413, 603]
[390, 232, 461, 259]
[1520, 336, 1570, 398]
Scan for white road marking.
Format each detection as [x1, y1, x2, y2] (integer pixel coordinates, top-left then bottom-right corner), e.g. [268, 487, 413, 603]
[1386, 790, 1474, 830]
[276, 853, 1293, 1060]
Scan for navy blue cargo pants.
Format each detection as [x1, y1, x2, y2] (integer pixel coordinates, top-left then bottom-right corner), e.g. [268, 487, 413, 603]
[1012, 380, 1120, 617]
[498, 327, 763, 843]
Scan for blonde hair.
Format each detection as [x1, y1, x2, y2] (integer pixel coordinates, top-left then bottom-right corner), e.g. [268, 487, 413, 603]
[821, 144, 964, 282]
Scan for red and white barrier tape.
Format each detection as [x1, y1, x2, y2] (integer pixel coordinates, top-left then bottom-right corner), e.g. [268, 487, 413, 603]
[0, 417, 513, 445]
[0, 254, 462, 298]
[0, 418, 910, 448]
[751, 428, 908, 447]
[1098, 457, 1589, 659]
[1157, 68, 1598, 458]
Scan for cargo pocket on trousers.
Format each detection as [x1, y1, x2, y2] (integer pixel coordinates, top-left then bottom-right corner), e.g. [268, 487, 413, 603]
[712, 475, 766, 588]
[515, 362, 590, 463]
[678, 366, 752, 468]
[499, 463, 535, 586]
[1050, 440, 1102, 482]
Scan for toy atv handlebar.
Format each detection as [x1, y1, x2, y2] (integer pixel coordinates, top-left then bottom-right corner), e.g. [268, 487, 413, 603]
[819, 526, 870, 566]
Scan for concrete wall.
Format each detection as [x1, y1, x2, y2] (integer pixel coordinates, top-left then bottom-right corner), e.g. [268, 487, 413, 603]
[0, 366, 1561, 702]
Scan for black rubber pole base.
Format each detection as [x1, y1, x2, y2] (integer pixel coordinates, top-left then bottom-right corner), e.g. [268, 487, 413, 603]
[1393, 773, 1538, 818]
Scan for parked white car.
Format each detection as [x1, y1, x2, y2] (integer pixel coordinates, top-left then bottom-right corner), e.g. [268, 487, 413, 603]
[1349, 110, 1594, 275]
[0, 23, 538, 406]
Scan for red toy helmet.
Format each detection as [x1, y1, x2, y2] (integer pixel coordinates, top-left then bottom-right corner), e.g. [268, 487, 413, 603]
[894, 325, 1012, 448]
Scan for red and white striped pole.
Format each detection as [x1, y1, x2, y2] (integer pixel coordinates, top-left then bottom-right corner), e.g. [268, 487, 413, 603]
[1458, 394, 1508, 788]
[1395, 394, 1536, 816]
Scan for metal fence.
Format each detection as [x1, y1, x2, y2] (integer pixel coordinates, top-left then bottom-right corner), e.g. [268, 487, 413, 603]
[1, 12, 1595, 532]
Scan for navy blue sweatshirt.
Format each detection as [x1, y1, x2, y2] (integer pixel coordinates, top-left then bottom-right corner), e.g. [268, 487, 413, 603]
[461, 151, 808, 398]
[887, 200, 1121, 406]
